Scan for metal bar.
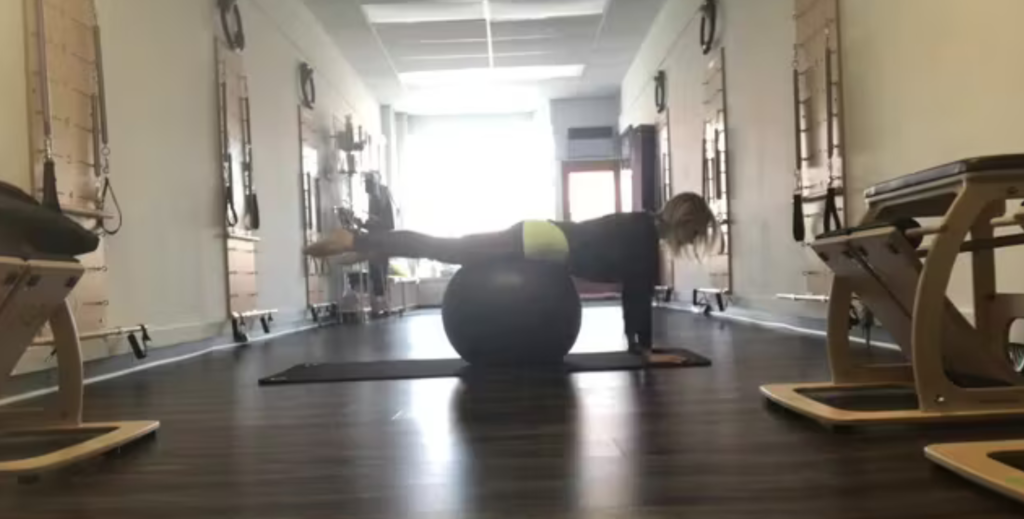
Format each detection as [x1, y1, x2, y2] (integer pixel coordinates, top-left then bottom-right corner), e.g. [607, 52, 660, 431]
[34, 0, 52, 147]
[825, 29, 835, 165]
[695, 287, 730, 295]
[32, 325, 145, 346]
[916, 233, 1024, 257]
[906, 211, 1023, 238]
[232, 309, 278, 319]
[93, 25, 109, 146]
[776, 293, 830, 303]
[63, 206, 112, 220]
[226, 230, 261, 242]
[91, 95, 102, 180]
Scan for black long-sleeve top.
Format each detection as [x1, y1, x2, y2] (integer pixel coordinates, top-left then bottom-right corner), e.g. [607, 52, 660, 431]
[552, 213, 660, 350]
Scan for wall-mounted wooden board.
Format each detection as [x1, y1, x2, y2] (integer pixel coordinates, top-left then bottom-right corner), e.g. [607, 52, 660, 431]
[702, 46, 731, 292]
[24, 0, 108, 334]
[299, 106, 329, 307]
[227, 238, 258, 313]
[794, 0, 844, 235]
[794, 0, 844, 294]
[216, 39, 260, 315]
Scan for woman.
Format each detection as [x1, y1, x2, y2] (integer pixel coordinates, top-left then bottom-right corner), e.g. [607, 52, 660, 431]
[306, 192, 719, 364]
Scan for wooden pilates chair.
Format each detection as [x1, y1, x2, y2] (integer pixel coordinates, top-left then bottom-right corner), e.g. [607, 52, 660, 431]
[761, 155, 1024, 426]
[0, 183, 158, 481]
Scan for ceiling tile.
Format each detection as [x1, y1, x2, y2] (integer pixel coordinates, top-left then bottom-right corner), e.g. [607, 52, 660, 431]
[303, 0, 669, 106]
[398, 56, 491, 73]
[374, 19, 489, 44]
[362, 1, 484, 24]
[490, 15, 603, 40]
[488, 0, 607, 22]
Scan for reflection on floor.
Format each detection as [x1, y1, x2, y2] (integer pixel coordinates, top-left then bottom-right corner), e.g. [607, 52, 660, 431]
[2, 305, 1024, 518]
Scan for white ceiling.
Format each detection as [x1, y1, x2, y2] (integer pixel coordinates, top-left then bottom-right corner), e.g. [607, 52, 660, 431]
[302, 0, 667, 113]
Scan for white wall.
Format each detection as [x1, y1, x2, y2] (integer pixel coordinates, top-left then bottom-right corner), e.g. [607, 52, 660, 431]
[621, 0, 1024, 320]
[0, 0, 379, 372]
[0, 0, 30, 192]
[549, 96, 621, 161]
[841, 0, 1024, 311]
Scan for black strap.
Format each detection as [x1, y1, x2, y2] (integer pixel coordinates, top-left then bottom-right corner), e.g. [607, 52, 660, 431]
[791, 66, 805, 242]
[218, 0, 245, 52]
[240, 90, 260, 230]
[699, 0, 717, 55]
[299, 62, 316, 109]
[823, 187, 842, 233]
[42, 157, 61, 212]
[792, 194, 805, 242]
[654, 70, 667, 113]
[99, 177, 123, 235]
[218, 76, 238, 227]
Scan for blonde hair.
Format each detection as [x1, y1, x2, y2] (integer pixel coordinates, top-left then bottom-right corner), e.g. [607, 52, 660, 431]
[657, 192, 720, 258]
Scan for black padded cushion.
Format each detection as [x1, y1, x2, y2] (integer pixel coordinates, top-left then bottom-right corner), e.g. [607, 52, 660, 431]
[0, 182, 99, 256]
[865, 154, 1024, 198]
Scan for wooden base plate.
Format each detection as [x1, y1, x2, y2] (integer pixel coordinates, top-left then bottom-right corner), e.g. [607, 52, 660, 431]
[0, 420, 160, 477]
[761, 382, 1024, 426]
[927, 440, 1024, 504]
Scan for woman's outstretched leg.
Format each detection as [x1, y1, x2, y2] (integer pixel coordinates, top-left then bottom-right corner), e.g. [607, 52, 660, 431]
[305, 226, 522, 265]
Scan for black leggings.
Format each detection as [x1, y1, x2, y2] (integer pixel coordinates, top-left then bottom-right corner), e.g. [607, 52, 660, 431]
[353, 224, 524, 265]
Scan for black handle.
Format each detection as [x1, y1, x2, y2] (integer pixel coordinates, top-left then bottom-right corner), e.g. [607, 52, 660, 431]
[654, 70, 667, 113]
[299, 62, 316, 109]
[42, 158, 60, 212]
[823, 187, 841, 233]
[219, 78, 238, 227]
[791, 63, 805, 243]
[699, 0, 717, 55]
[247, 193, 260, 230]
[127, 332, 147, 360]
[225, 153, 238, 227]
[792, 193, 805, 242]
[240, 89, 260, 230]
[218, 0, 246, 51]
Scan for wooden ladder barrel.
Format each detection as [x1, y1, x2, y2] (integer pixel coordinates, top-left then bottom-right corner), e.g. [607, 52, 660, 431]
[0, 182, 159, 482]
[762, 155, 1024, 426]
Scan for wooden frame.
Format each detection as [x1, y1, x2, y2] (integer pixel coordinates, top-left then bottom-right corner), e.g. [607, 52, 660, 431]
[701, 46, 731, 293]
[561, 159, 623, 222]
[299, 106, 329, 309]
[0, 257, 158, 480]
[926, 441, 1024, 504]
[762, 163, 1024, 426]
[24, 0, 111, 334]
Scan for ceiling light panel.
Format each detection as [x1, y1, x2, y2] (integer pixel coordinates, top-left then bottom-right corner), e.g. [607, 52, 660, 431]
[399, 64, 585, 87]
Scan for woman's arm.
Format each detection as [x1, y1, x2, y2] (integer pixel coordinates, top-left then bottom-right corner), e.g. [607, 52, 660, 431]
[621, 281, 653, 352]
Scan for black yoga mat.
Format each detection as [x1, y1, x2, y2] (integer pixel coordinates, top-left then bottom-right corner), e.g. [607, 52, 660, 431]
[259, 348, 711, 385]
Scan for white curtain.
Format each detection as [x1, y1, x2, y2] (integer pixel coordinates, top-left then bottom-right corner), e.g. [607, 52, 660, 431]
[399, 111, 556, 238]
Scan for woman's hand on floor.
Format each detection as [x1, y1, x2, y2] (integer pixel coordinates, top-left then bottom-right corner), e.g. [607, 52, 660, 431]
[644, 351, 688, 365]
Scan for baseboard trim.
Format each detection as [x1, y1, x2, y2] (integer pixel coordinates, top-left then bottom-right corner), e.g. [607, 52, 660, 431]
[0, 315, 335, 407]
[2, 301, 901, 407]
[659, 302, 900, 351]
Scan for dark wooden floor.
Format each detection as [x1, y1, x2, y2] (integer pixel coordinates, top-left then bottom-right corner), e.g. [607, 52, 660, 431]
[3, 306, 1024, 518]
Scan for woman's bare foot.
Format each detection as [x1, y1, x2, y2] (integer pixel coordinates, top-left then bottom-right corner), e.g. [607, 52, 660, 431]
[304, 228, 356, 257]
